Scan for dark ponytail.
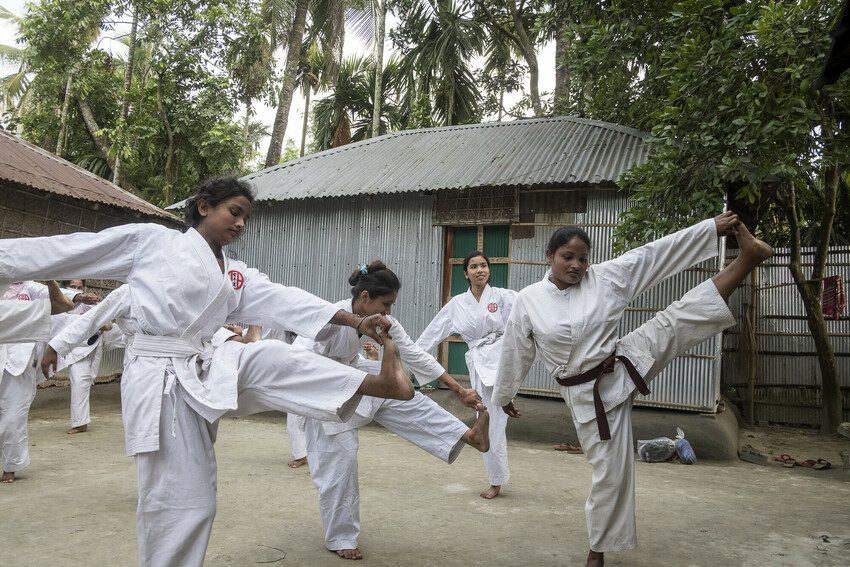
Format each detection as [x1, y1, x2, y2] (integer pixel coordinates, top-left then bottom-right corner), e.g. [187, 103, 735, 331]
[546, 226, 592, 254]
[349, 260, 401, 299]
[184, 176, 255, 228]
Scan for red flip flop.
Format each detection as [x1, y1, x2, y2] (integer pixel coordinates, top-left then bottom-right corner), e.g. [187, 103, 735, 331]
[773, 454, 796, 467]
[797, 459, 817, 468]
[554, 443, 583, 454]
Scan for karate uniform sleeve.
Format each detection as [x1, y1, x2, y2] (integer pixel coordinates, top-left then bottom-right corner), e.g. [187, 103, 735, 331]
[414, 300, 456, 353]
[229, 270, 341, 341]
[492, 295, 536, 407]
[390, 318, 445, 385]
[0, 299, 51, 344]
[594, 218, 718, 301]
[499, 288, 519, 324]
[0, 223, 158, 286]
[211, 327, 239, 348]
[49, 285, 131, 357]
[21, 281, 50, 300]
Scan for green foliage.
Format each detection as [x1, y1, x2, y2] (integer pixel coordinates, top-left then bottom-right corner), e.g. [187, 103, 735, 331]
[562, 0, 850, 251]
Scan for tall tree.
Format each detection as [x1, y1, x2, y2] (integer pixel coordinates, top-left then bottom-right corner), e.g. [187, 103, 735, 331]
[266, 0, 309, 166]
[112, 4, 139, 186]
[579, 0, 850, 432]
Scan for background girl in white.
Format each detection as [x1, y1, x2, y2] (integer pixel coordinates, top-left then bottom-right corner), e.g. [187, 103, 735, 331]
[416, 250, 517, 499]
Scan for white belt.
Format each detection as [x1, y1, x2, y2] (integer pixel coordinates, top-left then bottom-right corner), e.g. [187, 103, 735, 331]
[467, 331, 503, 350]
[127, 335, 215, 395]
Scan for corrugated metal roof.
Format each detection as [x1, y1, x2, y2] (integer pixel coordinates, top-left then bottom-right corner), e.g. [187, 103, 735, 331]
[0, 129, 177, 221]
[244, 116, 650, 202]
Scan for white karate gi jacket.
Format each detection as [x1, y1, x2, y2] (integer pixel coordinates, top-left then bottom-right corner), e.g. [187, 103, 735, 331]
[1, 281, 74, 385]
[416, 285, 517, 390]
[1, 224, 343, 455]
[492, 219, 719, 422]
[294, 298, 444, 435]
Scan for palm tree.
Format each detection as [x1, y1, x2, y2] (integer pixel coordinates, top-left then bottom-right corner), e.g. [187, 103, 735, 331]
[310, 53, 401, 150]
[0, 7, 32, 125]
[400, 0, 485, 126]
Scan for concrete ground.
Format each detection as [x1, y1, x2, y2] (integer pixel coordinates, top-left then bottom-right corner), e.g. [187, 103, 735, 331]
[5, 383, 850, 567]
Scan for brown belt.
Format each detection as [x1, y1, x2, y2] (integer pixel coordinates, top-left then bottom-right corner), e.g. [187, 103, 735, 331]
[554, 352, 650, 441]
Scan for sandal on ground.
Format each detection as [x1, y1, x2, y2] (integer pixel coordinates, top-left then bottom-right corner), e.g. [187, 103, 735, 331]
[813, 459, 832, 470]
[554, 443, 583, 454]
[773, 454, 796, 467]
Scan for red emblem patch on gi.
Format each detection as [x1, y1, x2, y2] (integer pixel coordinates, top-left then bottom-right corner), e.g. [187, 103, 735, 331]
[487, 302, 498, 313]
[16, 293, 31, 301]
[228, 270, 244, 290]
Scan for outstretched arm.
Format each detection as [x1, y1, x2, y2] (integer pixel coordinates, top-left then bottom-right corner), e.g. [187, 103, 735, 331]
[596, 212, 738, 301]
[415, 301, 456, 353]
[0, 224, 152, 286]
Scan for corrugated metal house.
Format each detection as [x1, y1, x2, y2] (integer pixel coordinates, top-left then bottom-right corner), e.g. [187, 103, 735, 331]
[1, 128, 180, 380]
[230, 116, 726, 413]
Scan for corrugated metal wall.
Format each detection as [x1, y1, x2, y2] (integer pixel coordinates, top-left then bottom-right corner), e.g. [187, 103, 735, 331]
[230, 192, 444, 341]
[509, 190, 724, 412]
[722, 246, 850, 426]
[234, 188, 725, 414]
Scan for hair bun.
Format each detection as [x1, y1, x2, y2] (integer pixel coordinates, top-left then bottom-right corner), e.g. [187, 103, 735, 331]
[367, 260, 387, 273]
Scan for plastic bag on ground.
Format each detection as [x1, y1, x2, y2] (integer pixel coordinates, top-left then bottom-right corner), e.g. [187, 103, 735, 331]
[637, 437, 675, 462]
[674, 427, 697, 464]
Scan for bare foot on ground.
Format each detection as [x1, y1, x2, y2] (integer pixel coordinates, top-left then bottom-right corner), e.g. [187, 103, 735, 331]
[463, 409, 490, 452]
[334, 548, 363, 560]
[480, 485, 501, 499]
[586, 550, 603, 567]
[1, 471, 15, 483]
[67, 424, 88, 434]
[288, 457, 307, 469]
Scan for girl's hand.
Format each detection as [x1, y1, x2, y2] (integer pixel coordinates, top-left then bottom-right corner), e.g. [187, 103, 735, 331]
[456, 387, 484, 411]
[714, 211, 740, 237]
[502, 401, 522, 418]
[358, 314, 393, 344]
[41, 346, 59, 380]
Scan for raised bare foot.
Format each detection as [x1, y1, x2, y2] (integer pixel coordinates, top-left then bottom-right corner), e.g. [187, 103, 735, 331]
[47, 281, 74, 314]
[736, 223, 773, 264]
[586, 549, 603, 567]
[334, 548, 363, 560]
[480, 485, 501, 499]
[288, 456, 307, 469]
[373, 337, 413, 400]
[463, 409, 490, 452]
[1, 471, 15, 483]
[67, 424, 88, 434]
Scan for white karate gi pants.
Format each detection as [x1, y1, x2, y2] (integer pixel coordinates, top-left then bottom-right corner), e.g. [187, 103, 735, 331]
[573, 280, 736, 553]
[305, 392, 468, 551]
[69, 357, 97, 427]
[478, 382, 510, 486]
[287, 413, 308, 460]
[134, 340, 368, 567]
[0, 366, 38, 472]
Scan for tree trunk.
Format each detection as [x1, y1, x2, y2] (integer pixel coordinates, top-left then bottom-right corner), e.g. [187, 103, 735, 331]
[77, 96, 139, 192]
[778, 175, 842, 434]
[242, 97, 252, 168]
[510, 2, 542, 116]
[113, 6, 139, 188]
[265, 0, 309, 167]
[326, 0, 346, 88]
[554, 24, 570, 115]
[77, 96, 115, 169]
[371, 0, 386, 138]
[56, 70, 74, 156]
[156, 78, 176, 205]
[300, 87, 311, 156]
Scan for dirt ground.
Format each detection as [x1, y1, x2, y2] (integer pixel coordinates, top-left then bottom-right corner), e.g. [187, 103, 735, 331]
[3, 383, 849, 567]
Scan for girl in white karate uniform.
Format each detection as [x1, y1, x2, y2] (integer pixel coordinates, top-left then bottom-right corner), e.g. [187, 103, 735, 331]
[0, 281, 77, 482]
[0, 176, 413, 567]
[492, 212, 773, 567]
[416, 250, 517, 499]
[0, 281, 76, 344]
[297, 261, 490, 560]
